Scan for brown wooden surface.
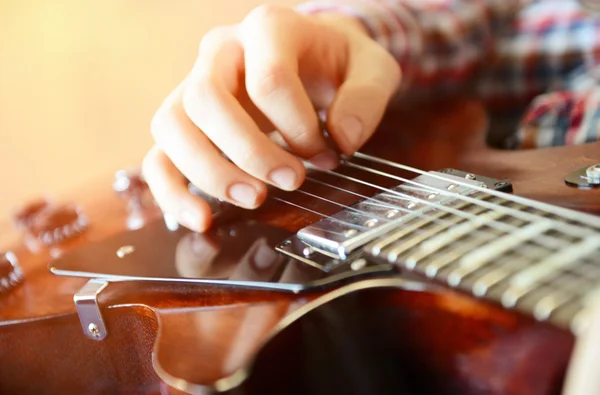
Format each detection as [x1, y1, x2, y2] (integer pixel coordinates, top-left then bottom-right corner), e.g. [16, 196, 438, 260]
[1, 99, 599, 394]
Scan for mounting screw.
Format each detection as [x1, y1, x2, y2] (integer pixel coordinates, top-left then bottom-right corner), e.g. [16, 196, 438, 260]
[465, 174, 476, 180]
[88, 323, 101, 338]
[302, 246, 314, 257]
[494, 181, 509, 188]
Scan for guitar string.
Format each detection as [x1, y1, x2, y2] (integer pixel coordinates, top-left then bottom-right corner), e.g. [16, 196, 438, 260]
[304, 166, 600, 297]
[277, 172, 570, 255]
[310, 166, 571, 249]
[351, 152, 600, 229]
[278, 175, 592, 302]
[299, 180, 545, 249]
[295, 182, 517, 245]
[276, 182, 596, 326]
[302, 177, 530, 240]
[337, 159, 594, 239]
[283, 152, 598, 322]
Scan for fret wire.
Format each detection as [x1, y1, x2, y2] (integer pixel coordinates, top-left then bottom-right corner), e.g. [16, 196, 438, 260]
[501, 238, 600, 308]
[385, 215, 467, 263]
[351, 152, 600, 230]
[446, 221, 555, 286]
[384, 204, 489, 263]
[420, 233, 500, 277]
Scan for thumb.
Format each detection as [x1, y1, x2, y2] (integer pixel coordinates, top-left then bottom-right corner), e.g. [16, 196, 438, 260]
[327, 42, 401, 155]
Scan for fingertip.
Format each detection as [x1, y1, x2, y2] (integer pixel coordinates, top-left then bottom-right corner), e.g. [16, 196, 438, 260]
[177, 199, 214, 233]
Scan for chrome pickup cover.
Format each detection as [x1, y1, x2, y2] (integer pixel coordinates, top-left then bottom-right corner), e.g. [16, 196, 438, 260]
[296, 172, 484, 259]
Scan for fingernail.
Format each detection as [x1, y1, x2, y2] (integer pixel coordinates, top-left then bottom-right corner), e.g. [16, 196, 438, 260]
[179, 210, 199, 230]
[268, 166, 297, 190]
[340, 116, 363, 149]
[252, 240, 279, 270]
[228, 183, 258, 207]
[309, 149, 339, 170]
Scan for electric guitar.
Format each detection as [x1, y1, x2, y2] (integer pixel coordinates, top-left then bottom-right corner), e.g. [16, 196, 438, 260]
[1, 98, 599, 395]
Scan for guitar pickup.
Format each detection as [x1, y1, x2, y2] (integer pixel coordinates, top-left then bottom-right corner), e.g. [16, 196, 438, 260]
[291, 170, 511, 260]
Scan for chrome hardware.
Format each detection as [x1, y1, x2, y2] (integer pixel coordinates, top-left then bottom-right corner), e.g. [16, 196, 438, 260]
[116, 245, 135, 258]
[74, 279, 109, 341]
[296, 172, 484, 259]
[565, 163, 600, 188]
[0, 251, 23, 294]
[365, 219, 379, 228]
[88, 323, 101, 338]
[276, 237, 342, 271]
[302, 246, 314, 257]
[587, 164, 600, 182]
[385, 210, 399, 218]
[465, 174, 476, 180]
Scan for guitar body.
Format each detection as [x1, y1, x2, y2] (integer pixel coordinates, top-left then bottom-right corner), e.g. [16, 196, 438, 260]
[0, 99, 598, 395]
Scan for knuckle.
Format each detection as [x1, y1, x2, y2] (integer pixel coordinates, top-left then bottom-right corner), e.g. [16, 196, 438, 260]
[141, 150, 157, 180]
[243, 4, 287, 29]
[183, 76, 220, 117]
[150, 107, 173, 141]
[234, 146, 259, 172]
[247, 63, 288, 101]
[198, 26, 232, 54]
[286, 126, 314, 148]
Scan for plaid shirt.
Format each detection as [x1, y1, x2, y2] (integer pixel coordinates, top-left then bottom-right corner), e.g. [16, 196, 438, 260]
[297, 0, 600, 149]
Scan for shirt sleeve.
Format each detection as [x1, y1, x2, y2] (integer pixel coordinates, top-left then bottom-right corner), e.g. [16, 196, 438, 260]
[296, 0, 526, 96]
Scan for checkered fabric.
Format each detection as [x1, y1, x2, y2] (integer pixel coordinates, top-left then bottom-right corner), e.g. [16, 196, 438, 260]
[297, 0, 600, 148]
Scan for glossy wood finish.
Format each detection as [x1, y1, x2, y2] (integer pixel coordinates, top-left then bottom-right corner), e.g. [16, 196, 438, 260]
[1, 98, 599, 394]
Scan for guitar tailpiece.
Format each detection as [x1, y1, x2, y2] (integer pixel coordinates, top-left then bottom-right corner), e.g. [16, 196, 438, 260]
[74, 279, 109, 341]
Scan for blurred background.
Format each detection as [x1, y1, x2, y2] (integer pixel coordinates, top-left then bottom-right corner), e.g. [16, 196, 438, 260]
[0, 0, 300, 214]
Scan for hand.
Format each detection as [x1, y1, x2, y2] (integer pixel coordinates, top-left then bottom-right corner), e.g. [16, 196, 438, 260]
[142, 4, 401, 232]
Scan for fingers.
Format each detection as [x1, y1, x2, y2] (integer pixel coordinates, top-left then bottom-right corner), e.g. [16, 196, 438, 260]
[141, 146, 214, 232]
[182, 25, 307, 192]
[151, 80, 268, 210]
[238, 5, 338, 169]
[326, 39, 401, 155]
